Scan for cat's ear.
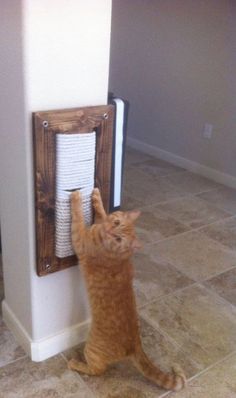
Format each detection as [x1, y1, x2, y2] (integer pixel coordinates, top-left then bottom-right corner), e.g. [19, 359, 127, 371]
[126, 210, 141, 222]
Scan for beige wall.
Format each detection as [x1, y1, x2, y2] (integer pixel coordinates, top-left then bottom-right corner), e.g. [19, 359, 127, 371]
[109, 0, 236, 177]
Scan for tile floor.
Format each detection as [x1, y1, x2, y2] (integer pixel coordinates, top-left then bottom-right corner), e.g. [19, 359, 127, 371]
[1, 147, 236, 397]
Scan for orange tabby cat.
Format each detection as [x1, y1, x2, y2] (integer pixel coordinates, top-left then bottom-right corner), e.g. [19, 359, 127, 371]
[68, 188, 186, 392]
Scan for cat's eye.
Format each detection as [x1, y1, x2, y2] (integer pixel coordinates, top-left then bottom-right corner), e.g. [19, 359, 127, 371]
[114, 219, 120, 226]
[116, 236, 122, 242]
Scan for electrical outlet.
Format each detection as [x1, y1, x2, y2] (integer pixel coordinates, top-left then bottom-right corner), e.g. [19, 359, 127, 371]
[203, 123, 213, 139]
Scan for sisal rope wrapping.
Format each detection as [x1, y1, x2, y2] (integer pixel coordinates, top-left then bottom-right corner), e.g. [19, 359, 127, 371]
[55, 132, 96, 258]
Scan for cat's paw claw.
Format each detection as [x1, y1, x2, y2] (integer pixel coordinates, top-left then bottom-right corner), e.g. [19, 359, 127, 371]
[71, 190, 81, 203]
[92, 188, 101, 204]
[92, 188, 100, 198]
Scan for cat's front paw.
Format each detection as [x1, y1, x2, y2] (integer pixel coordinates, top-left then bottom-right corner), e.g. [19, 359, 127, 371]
[92, 188, 102, 206]
[92, 187, 100, 198]
[71, 190, 82, 205]
[68, 358, 78, 371]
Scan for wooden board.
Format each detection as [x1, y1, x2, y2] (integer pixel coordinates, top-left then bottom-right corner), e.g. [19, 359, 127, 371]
[33, 105, 114, 276]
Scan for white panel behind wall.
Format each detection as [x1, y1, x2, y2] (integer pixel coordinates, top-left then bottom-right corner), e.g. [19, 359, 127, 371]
[113, 98, 125, 208]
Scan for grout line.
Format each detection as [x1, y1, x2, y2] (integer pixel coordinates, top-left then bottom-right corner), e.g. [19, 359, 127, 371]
[128, 167, 188, 180]
[136, 246, 236, 306]
[140, 282, 236, 397]
[186, 349, 236, 383]
[0, 354, 28, 369]
[124, 164, 236, 212]
[138, 278, 236, 336]
[202, 262, 236, 283]
[139, 214, 236, 286]
[165, 257, 236, 287]
[123, 182, 236, 217]
[200, 279, 236, 313]
[121, 193, 191, 212]
[135, 194, 193, 211]
[138, 282, 236, 359]
[159, 349, 236, 397]
[142, 254, 195, 284]
[137, 282, 198, 311]
[139, 310, 194, 357]
[153, 170, 187, 178]
[150, 196, 234, 226]
[143, 213, 236, 248]
[60, 352, 68, 363]
[126, 192, 235, 236]
[60, 353, 98, 398]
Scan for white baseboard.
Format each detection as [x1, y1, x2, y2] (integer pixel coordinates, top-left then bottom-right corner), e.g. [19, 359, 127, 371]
[127, 137, 236, 190]
[2, 300, 90, 362]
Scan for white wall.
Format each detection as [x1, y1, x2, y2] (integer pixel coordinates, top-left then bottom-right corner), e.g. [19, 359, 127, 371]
[109, 0, 236, 178]
[0, 0, 112, 358]
[24, 0, 112, 111]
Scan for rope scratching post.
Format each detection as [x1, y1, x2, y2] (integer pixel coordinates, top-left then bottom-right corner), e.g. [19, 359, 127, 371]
[55, 132, 96, 258]
[33, 105, 113, 275]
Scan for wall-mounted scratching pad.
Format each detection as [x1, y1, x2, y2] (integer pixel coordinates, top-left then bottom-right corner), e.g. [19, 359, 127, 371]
[33, 105, 114, 276]
[55, 132, 96, 258]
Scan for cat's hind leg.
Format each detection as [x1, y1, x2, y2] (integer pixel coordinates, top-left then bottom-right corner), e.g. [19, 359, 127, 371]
[92, 188, 107, 223]
[68, 358, 107, 376]
[68, 339, 109, 376]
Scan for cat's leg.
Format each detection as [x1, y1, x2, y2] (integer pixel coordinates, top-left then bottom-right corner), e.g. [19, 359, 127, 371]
[68, 358, 107, 376]
[92, 188, 107, 223]
[70, 191, 86, 249]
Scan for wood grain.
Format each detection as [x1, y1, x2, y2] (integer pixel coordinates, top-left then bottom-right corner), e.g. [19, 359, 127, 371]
[33, 105, 114, 276]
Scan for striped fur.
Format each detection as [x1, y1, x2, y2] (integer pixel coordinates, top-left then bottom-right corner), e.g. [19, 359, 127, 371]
[68, 188, 186, 392]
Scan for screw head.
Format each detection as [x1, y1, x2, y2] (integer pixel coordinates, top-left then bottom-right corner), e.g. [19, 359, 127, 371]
[42, 120, 49, 128]
[103, 113, 108, 120]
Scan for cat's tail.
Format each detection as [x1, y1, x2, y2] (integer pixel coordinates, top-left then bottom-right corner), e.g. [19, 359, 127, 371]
[132, 346, 186, 392]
